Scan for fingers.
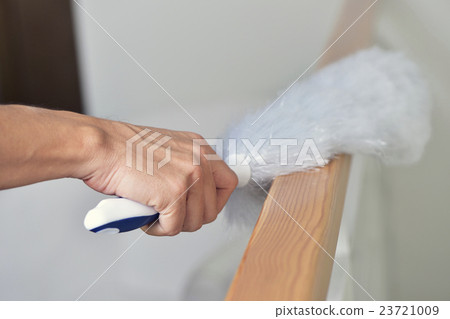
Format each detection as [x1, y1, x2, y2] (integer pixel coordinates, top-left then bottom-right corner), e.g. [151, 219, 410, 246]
[211, 160, 239, 212]
[194, 141, 237, 223]
[199, 154, 218, 224]
[183, 169, 204, 232]
[142, 163, 235, 236]
[144, 190, 187, 236]
[134, 130, 238, 236]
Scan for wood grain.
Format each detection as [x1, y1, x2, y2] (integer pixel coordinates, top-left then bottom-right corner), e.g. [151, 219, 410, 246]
[226, 0, 376, 301]
[226, 156, 351, 300]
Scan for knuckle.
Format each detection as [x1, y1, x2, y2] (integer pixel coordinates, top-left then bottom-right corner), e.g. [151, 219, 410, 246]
[171, 180, 187, 196]
[166, 226, 182, 236]
[184, 223, 202, 232]
[198, 143, 208, 154]
[204, 214, 217, 224]
[190, 165, 203, 180]
[183, 131, 204, 141]
[190, 132, 204, 140]
[230, 171, 239, 188]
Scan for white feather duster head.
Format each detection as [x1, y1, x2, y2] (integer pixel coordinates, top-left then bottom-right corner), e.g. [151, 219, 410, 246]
[223, 47, 432, 227]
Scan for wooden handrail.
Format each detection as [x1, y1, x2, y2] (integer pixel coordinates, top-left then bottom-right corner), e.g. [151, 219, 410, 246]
[226, 0, 376, 301]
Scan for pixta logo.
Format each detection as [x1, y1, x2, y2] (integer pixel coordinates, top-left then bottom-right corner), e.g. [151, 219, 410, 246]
[193, 138, 325, 167]
[126, 128, 172, 175]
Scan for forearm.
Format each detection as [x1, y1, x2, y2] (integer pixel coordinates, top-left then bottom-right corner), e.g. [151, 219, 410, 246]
[0, 104, 105, 189]
[0, 104, 238, 236]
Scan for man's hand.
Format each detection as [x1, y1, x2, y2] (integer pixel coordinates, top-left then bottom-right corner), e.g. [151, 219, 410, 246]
[81, 121, 238, 236]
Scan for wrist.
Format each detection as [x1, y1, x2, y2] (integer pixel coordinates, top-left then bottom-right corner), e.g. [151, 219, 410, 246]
[61, 111, 112, 180]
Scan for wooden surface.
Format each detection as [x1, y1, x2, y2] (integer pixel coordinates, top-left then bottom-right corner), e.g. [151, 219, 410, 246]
[226, 0, 376, 301]
[0, 0, 83, 112]
[226, 156, 351, 300]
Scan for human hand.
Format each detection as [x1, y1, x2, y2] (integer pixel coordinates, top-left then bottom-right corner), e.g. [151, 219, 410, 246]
[80, 120, 238, 236]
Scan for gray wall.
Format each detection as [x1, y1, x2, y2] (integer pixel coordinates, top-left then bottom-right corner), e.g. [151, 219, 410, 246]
[335, 0, 450, 300]
[375, 0, 450, 300]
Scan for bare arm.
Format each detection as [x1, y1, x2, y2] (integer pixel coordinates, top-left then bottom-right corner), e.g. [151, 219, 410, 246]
[0, 104, 105, 187]
[0, 104, 238, 235]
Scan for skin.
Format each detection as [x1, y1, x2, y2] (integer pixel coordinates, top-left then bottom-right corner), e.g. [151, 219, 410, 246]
[0, 104, 238, 236]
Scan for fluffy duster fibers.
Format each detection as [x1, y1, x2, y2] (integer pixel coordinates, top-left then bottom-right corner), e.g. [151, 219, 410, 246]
[223, 47, 431, 227]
